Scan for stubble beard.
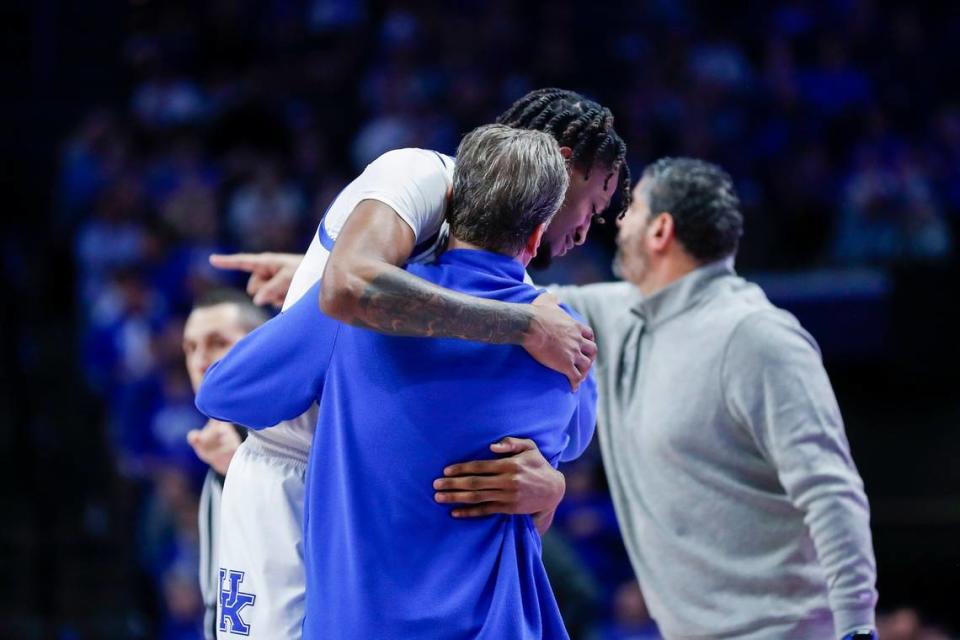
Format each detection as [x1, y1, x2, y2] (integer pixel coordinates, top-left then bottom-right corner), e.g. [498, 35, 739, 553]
[614, 241, 648, 287]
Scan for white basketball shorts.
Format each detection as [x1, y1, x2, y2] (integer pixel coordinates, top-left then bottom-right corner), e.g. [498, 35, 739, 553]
[216, 439, 308, 639]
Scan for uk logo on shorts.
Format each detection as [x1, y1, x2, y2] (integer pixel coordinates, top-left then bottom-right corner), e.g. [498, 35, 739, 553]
[219, 568, 256, 636]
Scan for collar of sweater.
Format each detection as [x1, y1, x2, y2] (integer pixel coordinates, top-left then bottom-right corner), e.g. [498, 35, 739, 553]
[631, 257, 736, 328]
[435, 247, 526, 282]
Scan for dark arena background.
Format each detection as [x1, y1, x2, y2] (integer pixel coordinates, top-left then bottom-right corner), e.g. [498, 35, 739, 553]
[3, 1, 959, 638]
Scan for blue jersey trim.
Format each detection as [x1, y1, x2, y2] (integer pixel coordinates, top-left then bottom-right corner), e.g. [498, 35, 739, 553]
[318, 213, 439, 256]
[316, 151, 452, 256]
[318, 221, 336, 251]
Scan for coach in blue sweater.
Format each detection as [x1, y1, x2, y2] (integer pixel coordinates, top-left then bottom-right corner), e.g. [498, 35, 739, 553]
[197, 124, 598, 640]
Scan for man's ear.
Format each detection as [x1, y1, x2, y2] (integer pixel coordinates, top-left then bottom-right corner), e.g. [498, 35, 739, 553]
[526, 222, 547, 258]
[648, 212, 675, 252]
[559, 146, 573, 160]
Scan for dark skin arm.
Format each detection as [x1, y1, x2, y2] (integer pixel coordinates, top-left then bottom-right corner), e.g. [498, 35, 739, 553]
[321, 200, 596, 390]
[212, 202, 597, 386]
[210, 201, 579, 528]
[433, 437, 565, 534]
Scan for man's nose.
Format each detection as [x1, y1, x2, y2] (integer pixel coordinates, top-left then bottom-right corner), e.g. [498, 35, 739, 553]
[195, 350, 213, 377]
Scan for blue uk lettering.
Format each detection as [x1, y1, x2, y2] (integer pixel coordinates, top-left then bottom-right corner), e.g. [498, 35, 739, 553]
[219, 569, 256, 636]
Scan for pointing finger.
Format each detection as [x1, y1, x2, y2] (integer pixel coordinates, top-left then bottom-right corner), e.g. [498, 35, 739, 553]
[209, 253, 273, 273]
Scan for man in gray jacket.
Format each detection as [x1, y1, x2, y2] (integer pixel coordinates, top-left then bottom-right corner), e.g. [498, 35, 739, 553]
[547, 157, 878, 639]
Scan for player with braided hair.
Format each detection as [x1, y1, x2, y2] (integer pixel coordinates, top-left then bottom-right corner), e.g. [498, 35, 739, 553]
[206, 89, 626, 638]
[499, 89, 629, 211]
[497, 88, 630, 267]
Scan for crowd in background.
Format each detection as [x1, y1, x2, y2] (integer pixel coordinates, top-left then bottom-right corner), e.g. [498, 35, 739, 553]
[45, 0, 958, 637]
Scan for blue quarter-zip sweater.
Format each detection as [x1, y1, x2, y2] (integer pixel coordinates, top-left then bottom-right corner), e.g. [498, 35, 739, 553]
[197, 248, 598, 639]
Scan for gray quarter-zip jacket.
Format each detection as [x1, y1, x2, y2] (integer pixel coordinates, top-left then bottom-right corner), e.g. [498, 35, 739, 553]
[554, 260, 877, 640]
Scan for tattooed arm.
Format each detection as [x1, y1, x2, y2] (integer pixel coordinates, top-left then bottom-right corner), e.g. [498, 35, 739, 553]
[321, 200, 596, 388]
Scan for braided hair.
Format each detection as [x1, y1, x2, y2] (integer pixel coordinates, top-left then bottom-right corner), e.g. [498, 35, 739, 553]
[496, 88, 631, 220]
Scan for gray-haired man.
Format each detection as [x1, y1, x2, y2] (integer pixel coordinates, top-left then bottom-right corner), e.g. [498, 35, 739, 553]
[197, 123, 598, 638]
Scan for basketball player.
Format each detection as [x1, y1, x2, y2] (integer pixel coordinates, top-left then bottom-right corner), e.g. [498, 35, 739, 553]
[206, 89, 628, 638]
[198, 125, 598, 638]
[181, 290, 268, 640]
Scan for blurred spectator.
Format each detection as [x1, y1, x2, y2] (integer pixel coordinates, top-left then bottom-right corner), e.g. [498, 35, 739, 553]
[138, 468, 204, 640]
[132, 72, 209, 130]
[877, 608, 952, 640]
[307, 0, 367, 33]
[932, 107, 960, 213]
[83, 268, 166, 402]
[593, 580, 662, 640]
[555, 453, 635, 592]
[797, 36, 872, 118]
[832, 147, 952, 265]
[56, 109, 131, 230]
[144, 135, 220, 206]
[227, 160, 305, 252]
[160, 566, 205, 640]
[541, 529, 602, 640]
[75, 176, 151, 312]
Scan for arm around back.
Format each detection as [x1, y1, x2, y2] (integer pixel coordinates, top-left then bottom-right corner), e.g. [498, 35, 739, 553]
[322, 201, 597, 389]
[319, 199, 419, 320]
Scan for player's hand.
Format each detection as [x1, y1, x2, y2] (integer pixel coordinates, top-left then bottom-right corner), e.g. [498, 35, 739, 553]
[209, 252, 304, 308]
[523, 293, 596, 391]
[186, 420, 243, 475]
[433, 437, 565, 534]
